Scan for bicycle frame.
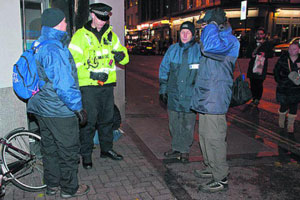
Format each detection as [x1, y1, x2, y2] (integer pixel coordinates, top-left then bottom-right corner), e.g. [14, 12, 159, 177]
[0, 134, 39, 198]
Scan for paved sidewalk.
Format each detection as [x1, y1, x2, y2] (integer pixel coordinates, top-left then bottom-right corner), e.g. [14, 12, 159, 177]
[4, 130, 175, 200]
[4, 56, 300, 200]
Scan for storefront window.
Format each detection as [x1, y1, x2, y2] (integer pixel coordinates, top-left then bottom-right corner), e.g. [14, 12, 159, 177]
[20, 0, 74, 50]
[292, 25, 300, 37]
[20, 0, 49, 50]
[276, 24, 289, 42]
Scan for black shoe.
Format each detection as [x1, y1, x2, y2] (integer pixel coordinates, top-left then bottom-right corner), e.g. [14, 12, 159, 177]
[198, 177, 228, 193]
[164, 150, 181, 158]
[179, 153, 189, 163]
[100, 150, 123, 160]
[60, 184, 90, 199]
[45, 186, 59, 196]
[251, 99, 260, 106]
[82, 157, 92, 169]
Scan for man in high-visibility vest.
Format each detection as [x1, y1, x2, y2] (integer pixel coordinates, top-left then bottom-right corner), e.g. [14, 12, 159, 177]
[69, 2, 129, 169]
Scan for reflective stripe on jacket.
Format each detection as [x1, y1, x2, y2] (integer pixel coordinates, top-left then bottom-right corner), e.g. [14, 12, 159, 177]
[69, 24, 129, 87]
[159, 39, 201, 112]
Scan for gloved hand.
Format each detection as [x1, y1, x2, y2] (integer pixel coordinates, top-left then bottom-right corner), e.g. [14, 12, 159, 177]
[197, 8, 226, 25]
[75, 109, 88, 126]
[112, 51, 125, 63]
[90, 71, 108, 82]
[159, 93, 168, 105]
[208, 8, 227, 25]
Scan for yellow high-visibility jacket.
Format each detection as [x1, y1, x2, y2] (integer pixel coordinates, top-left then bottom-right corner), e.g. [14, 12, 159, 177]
[69, 24, 129, 87]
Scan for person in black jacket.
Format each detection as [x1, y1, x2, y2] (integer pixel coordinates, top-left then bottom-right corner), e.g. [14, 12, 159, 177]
[274, 43, 300, 133]
[246, 27, 273, 105]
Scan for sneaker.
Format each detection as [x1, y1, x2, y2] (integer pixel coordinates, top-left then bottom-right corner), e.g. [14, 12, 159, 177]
[251, 99, 260, 105]
[45, 186, 59, 196]
[60, 184, 90, 199]
[164, 150, 181, 158]
[179, 153, 189, 163]
[198, 177, 228, 193]
[194, 169, 213, 179]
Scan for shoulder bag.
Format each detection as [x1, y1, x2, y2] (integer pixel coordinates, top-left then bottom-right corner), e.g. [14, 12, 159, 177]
[230, 60, 252, 107]
[287, 58, 300, 85]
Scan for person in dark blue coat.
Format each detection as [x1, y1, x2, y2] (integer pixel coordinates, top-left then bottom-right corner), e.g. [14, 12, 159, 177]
[190, 8, 240, 193]
[27, 8, 89, 198]
[159, 21, 201, 163]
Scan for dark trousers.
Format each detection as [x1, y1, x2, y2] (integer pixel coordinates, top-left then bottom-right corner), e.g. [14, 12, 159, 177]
[35, 115, 80, 195]
[250, 78, 264, 101]
[280, 103, 298, 115]
[80, 86, 114, 158]
[168, 110, 196, 153]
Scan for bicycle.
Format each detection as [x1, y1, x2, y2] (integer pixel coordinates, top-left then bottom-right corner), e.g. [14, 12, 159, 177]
[0, 127, 46, 198]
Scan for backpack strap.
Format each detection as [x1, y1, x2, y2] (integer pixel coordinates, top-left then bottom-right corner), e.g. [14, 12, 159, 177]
[33, 40, 59, 84]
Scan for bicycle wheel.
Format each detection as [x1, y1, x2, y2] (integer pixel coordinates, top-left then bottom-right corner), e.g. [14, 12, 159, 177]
[1, 128, 46, 192]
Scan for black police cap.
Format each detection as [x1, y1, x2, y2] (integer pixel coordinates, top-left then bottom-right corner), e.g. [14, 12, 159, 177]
[90, 3, 112, 21]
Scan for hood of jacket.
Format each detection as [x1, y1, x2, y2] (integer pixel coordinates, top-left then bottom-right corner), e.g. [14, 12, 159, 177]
[39, 26, 70, 46]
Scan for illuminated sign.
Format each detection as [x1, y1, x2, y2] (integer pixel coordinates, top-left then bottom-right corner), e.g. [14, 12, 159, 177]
[241, 1, 247, 20]
[161, 20, 169, 24]
[141, 23, 150, 29]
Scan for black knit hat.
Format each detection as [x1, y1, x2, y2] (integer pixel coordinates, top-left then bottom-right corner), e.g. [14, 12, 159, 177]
[180, 21, 195, 36]
[90, 3, 112, 21]
[41, 8, 65, 28]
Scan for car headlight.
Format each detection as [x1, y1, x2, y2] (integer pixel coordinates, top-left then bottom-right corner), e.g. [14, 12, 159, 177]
[274, 49, 281, 52]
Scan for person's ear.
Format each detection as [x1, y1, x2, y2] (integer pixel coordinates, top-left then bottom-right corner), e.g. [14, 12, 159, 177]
[91, 12, 95, 20]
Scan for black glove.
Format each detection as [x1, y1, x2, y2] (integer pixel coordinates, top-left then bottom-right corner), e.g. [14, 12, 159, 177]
[90, 71, 108, 82]
[75, 109, 88, 126]
[112, 51, 125, 63]
[208, 8, 227, 25]
[197, 8, 226, 25]
[159, 93, 168, 105]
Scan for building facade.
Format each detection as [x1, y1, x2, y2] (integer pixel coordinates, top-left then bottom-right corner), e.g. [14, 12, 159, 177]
[125, 0, 300, 44]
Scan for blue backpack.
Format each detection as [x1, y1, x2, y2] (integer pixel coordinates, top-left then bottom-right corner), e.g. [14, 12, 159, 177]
[12, 40, 52, 100]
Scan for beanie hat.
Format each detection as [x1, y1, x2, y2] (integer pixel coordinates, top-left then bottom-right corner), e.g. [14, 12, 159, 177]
[180, 21, 195, 36]
[41, 8, 65, 27]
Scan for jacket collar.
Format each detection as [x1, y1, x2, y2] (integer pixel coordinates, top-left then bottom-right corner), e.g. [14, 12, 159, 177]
[40, 26, 69, 46]
[84, 20, 109, 34]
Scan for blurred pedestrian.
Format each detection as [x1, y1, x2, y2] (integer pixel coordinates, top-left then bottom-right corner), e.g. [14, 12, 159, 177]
[191, 8, 240, 193]
[274, 43, 300, 133]
[155, 38, 160, 55]
[159, 21, 201, 163]
[246, 27, 273, 105]
[159, 39, 164, 55]
[69, 3, 129, 169]
[27, 8, 90, 198]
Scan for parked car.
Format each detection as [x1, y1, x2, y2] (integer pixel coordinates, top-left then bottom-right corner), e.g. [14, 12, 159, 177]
[132, 41, 156, 55]
[274, 37, 300, 56]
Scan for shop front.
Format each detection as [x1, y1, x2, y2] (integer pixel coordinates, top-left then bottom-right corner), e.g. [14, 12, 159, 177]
[274, 9, 300, 42]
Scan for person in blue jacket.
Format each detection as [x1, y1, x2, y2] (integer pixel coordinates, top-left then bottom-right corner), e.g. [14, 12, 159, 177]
[190, 8, 240, 193]
[159, 21, 201, 163]
[27, 8, 89, 198]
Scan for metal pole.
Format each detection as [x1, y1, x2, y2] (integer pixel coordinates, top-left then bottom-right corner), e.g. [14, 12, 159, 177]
[22, 0, 26, 50]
